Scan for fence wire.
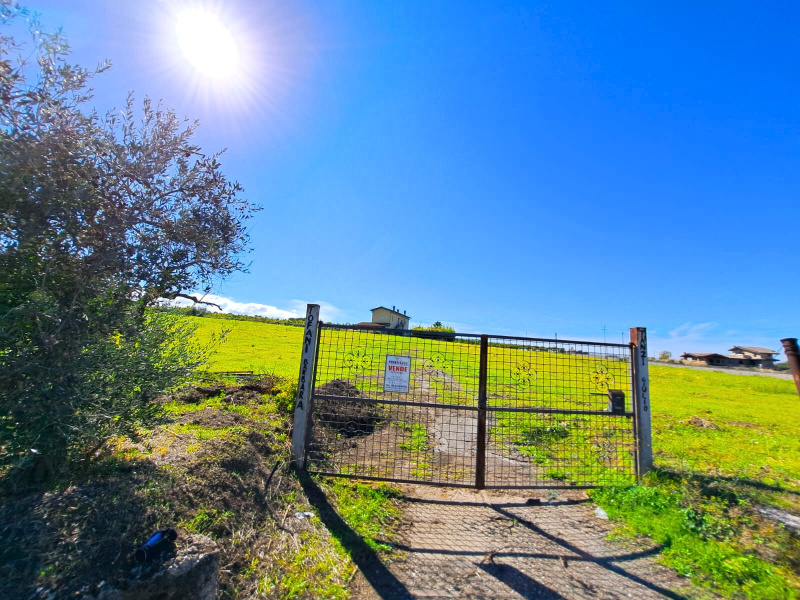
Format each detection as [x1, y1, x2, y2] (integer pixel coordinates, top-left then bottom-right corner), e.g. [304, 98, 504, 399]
[485, 336, 636, 487]
[305, 325, 637, 488]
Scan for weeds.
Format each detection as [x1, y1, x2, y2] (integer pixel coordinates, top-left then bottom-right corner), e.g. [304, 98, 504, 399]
[396, 422, 429, 452]
[320, 478, 402, 553]
[0, 377, 364, 599]
[590, 470, 800, 599]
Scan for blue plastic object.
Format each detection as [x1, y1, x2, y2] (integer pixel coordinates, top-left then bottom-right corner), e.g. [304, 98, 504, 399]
[134, 528, 177, 563]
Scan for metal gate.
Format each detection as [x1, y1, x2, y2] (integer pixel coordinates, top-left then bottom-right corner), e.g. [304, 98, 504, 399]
[294, 317, 648, 489]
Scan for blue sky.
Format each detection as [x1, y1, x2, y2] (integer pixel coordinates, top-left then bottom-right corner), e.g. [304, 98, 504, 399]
[30, 1, 800, 359]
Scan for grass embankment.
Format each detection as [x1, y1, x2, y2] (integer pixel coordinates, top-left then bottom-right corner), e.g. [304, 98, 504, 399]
[592, 366, 800, 599]
[192, 315, 799, 598]
[0, 374, 401, 599]
[192, 316, 304, 378]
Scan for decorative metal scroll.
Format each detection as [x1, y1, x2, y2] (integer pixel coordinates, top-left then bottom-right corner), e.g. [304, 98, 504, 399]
[590, 364, 614, 391]
[423, 352, 451, 375]
[511, 360, 537, 388]
[344, 348, 371, 372]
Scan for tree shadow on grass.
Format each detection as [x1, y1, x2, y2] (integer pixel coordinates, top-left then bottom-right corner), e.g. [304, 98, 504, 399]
[0, 458, 176, 599]
[296, 470, 414, 600]
[655, 467, 800, 497]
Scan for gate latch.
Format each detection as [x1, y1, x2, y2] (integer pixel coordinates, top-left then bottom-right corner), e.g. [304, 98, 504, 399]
[607, 389, 626, 414]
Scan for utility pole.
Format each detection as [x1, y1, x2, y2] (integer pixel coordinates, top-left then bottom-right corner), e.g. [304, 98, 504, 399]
[603, 326, 607, 344]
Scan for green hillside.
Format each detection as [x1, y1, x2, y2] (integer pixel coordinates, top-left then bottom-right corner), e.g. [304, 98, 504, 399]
[193, 315, 800, 597]
[194, 315, 800, 492]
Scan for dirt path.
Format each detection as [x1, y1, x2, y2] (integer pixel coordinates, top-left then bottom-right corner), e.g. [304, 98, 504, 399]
[339, 365, 707, 598]
[352, 485, 709, 600]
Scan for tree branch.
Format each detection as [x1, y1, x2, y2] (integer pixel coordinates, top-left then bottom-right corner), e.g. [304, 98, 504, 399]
[167, 292, 221, 310]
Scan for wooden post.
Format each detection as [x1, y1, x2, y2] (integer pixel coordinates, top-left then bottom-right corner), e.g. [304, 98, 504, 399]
[291, 304, 321, 468]
[630, 327, 653, 475]
[475, 335, 488, 489]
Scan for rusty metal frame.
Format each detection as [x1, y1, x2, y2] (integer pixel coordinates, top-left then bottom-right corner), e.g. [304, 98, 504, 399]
[303, 323, 638, 489]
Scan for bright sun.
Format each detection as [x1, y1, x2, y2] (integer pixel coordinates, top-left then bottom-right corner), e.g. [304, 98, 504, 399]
[176, 9, 239, 79]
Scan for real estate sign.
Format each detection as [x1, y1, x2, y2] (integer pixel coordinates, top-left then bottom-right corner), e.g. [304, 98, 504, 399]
[384, 355, 411, 393]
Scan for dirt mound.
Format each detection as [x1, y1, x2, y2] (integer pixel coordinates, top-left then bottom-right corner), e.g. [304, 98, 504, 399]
[175, 377, 280, 405]
[176, 385, 225, 403]
[683, 416, 721, 430]
[316, 379, 361, 397]
[179, 408, 248, 428]
[313, 379, 384, 439]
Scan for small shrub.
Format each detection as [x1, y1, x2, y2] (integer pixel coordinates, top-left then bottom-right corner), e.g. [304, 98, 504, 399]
[274, 380, 298, 416]
[519, 423, 571, 446]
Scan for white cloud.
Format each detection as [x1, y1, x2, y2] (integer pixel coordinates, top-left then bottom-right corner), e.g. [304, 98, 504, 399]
[289, 300, 345, 323]
[667, 321, 717, 341]
[650, 321, 722, 358]
[165, 294, 301, 320]
[163, 294, 348, 322]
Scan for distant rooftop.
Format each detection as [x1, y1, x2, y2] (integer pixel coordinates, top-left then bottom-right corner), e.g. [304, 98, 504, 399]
[355, 321, 389, 329]
[728, 346, 777, 355]
[371, 306, 410, 318]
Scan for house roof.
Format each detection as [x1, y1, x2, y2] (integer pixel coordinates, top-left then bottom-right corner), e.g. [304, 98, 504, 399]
[727, 346, 777, 355]
[370, 306, 409, 318]
[355, 321, 389, 329]
[682, 352, 729, 358]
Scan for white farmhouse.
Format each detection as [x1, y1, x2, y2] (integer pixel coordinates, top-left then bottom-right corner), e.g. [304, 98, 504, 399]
[355, 305, 410, 331]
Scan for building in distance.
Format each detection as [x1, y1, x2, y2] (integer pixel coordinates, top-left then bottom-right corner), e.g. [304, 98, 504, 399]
[681, 346, 778, 369]
[355, 305, 410, 331]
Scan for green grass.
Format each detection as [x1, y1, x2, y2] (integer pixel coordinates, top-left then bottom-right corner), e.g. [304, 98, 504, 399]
[193, 316, 800, 597]
[178, 507, 235, 538]
[396, 422, 429, 452]
[256, 528, 352, 600]
[320, 478, 402, 553]
[649, 365, 800, 493]
[592, 471, 798, 599]
[191, 317, 304, 378]
[589, 365, 800, 599]
[169, 423, 249, 441]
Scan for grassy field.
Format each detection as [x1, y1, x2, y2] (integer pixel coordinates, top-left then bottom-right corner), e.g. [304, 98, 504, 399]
[592, 364, 800, 599]
[192, 317, 304, 379]
[200, 320, 637, 485]
[191, 315, 800, 598]
[193, 317, 799, 494]
[648, 365, 800, 493]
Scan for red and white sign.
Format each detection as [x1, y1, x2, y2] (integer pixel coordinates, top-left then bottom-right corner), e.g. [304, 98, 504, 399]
[384, 355, 411, 393]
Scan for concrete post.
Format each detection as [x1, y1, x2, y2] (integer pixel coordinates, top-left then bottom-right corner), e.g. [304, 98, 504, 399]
[780, 338, 800, 398]
[630, 327, 653, 475]
[291, 304, 321, 468]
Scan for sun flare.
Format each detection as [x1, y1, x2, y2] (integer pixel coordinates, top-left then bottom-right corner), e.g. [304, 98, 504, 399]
[176, 9, 239, 79]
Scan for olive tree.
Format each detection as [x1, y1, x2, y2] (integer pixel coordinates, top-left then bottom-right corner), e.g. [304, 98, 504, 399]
[0, 3, 258, 476]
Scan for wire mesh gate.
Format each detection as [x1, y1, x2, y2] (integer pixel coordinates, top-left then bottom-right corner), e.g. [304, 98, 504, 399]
[301, 323, 641, 489]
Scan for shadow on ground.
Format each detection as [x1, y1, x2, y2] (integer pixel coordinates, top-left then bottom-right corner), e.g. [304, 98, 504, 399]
[297, 471, 415, 600]
[306, 482, 704, 600]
